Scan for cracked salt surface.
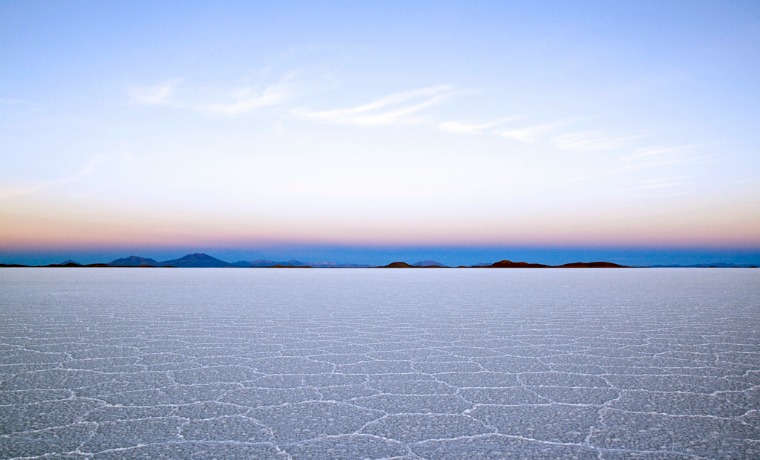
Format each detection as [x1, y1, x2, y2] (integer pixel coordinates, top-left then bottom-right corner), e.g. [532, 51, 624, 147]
[1, 268, 759, 459]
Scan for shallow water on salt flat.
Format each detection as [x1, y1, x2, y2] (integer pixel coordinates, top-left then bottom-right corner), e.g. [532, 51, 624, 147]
[1, 268, 759, 459]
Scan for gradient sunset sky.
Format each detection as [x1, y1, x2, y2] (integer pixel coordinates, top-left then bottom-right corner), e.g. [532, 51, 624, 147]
[2, 1, 759, 266]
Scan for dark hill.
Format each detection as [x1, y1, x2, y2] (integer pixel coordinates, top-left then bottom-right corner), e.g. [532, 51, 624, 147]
[109, 256, 159, 267]
[489, 260, 550, 268]
[233, 259, 308, 267]
[558, 261, 627, 268]
[381, 261, 414, 268]
[46, 260, 81, 267]
[160, 253, 231, 268]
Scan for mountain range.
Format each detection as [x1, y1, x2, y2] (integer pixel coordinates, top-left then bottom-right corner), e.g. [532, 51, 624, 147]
[86, 253, 375, 268]
[382, 260, 627, 268]
[1, 253, 756, 268]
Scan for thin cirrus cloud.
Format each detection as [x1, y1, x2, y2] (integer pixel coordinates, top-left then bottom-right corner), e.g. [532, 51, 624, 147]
[202, 83, 292, 115]
[0, 153, 132, 200]
[128, 77, 656, 159]
[499, 120, 574, 143]
[613, 177, 692, 195]
[638, 177, 688, 190]
[129, 80, 180, 106]
[130, 80, 458, 125]
[127, 76, 696, 180]
[499, 120, 659, 159]
[621, 144, 703, 161]
[129, 74, 297, 116]
[620, 144, 706, 175]
[293, 85, 455, 127]
[552, 131, 649, 152]
[437, 116, 522, 135]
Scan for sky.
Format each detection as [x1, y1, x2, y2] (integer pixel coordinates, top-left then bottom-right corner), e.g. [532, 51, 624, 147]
[1, 1, 759, 266]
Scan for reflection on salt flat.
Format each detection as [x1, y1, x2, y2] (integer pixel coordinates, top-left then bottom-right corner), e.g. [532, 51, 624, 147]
[1, 268, 759, 458]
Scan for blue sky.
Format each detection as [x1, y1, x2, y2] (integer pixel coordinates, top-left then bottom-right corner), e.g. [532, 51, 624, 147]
[1, 1, 759, 265]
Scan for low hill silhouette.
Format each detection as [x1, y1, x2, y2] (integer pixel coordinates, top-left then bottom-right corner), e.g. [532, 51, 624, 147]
[159, 253, 231, 268]
[489, 260, 550, 268]
[232, 259, 308, 267]
[381, 261, 415, 268]
[19, 252, 755, 269]
[46, 261, 82, 267]
[558, 261, 626, 268]
[109, 256, 159, 267]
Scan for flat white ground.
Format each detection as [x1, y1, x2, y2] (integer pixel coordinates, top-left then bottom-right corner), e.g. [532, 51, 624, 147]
[1, 268, 759, 458]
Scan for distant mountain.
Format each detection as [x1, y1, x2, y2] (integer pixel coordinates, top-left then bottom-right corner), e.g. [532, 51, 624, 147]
[381, 261, 414, 268]
[109, 255, 159, 267]
[558, 261, 626, 268]
[380, 261, 451, 268]
[160, 253, 231, 268]
[214, 259, 374, 268]
[647, 262, 757, 268]
[45, 260, 82, 267]
[412, 260, 447, 267]
[5, 253, 752, 269]
[483, 259, 627, 268]
[264, 259, 306, 267]
[231, 260, 274, 267]
[232, 259, 308, 267]
[308, 262, 374, 268]
[489, 260, 550, 268]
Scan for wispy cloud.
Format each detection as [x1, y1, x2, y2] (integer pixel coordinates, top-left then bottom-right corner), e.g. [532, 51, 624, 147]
[614, 176, 693, 196]
[565, 151, 700, 186]
[0, 153, 132, 200]
[130, 80, 180, 106]
[437, 116, 521, 135]
[616, 143, 708, 183]
[199, 75, 297, 116]
[129, 73, 298, 116]
[294, 85, 454, 127]
[202, 85, 290, 115]
[500, 120, 573, 143]
[621, 144, 703, 161]
[552, 131, 648, 152]
[627, 156, 701, 171]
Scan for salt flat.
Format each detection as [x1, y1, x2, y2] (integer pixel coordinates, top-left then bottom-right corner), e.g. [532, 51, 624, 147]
[1, 268, 759, 459]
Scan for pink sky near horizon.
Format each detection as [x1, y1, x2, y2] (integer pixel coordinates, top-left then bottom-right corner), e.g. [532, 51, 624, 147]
[2, 2, 759, 257]
[2, 186, 758, 252]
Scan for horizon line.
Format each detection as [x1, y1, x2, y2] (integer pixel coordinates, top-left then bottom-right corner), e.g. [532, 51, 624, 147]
[1, 250, 758, 269]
